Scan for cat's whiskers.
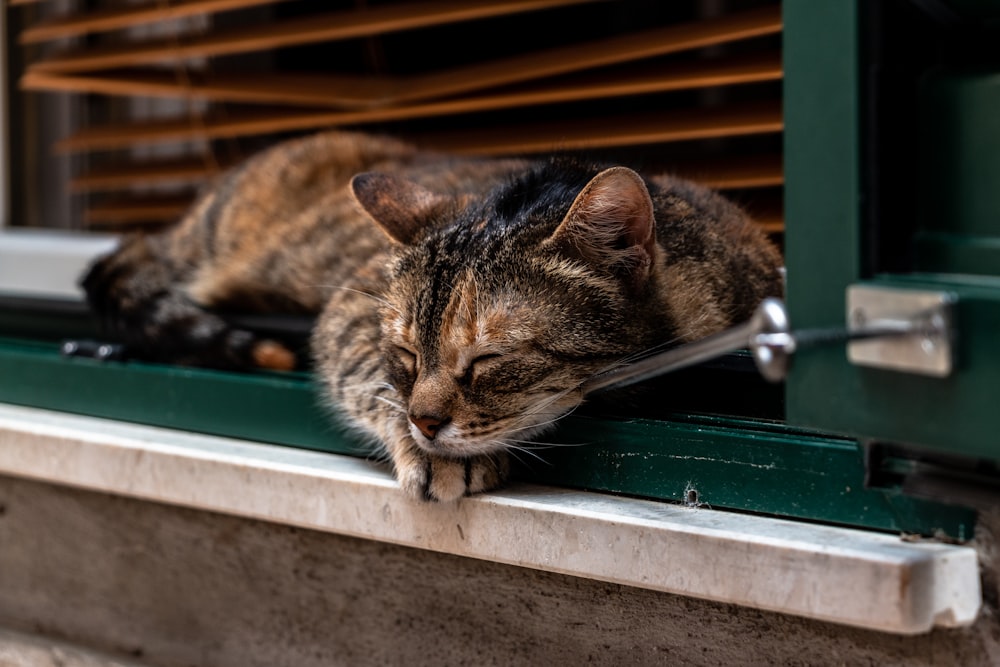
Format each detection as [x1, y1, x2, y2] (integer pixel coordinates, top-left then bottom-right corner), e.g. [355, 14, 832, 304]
[372, 394, 405, 411]
[498, 387, 580, 430]
[580, 310, 732, 387]
[591, 335, 687, 375]
[469, 410, 554, 443]
[337, 379, 399, 395]
[505, 438, 571, 447]
[501, 443, 550, 465]
[674, 309, 717, 338]
[480, 388, 582, 448]
[507, 402, 581, 438]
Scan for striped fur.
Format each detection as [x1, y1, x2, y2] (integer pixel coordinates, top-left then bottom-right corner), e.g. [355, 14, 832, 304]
[82, 130, 782, 501]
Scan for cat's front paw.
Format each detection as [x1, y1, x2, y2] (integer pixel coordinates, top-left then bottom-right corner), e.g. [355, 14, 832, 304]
[395, 451, 510, 502]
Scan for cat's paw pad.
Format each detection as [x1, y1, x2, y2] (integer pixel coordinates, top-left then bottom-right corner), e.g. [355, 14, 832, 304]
[249, 339, 298, 371]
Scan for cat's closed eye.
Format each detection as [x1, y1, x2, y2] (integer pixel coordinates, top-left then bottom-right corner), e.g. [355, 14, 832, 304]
[394, 345, 418, 374]
[461, 353, 503, 384]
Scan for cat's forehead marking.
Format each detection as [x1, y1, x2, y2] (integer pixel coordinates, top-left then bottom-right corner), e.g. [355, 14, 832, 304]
[382, 290, 416, 343]
[437, 271, 527, 368]
[393, 316, 415, 342]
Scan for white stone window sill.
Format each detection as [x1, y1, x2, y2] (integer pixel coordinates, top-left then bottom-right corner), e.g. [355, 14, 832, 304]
[0, 403, 981, 635]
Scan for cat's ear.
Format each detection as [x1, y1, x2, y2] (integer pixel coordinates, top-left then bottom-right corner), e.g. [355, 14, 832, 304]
[350, 171, 451, 245]
[547, 166, 657, 290]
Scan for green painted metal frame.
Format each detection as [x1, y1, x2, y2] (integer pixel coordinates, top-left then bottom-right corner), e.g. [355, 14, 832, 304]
[783, 1, 1000, 461]
[783, 1, 865, 431]
[0, 337, 974, 539]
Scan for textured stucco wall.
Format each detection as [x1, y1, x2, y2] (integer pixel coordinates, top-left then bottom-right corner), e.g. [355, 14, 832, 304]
[1, 474, 998, 667]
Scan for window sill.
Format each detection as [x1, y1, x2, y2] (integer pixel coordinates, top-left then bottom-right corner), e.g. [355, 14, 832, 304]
[0, 402, 980, 635]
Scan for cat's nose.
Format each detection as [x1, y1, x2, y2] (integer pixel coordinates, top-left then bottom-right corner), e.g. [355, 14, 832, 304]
[409, 413, 450, 439]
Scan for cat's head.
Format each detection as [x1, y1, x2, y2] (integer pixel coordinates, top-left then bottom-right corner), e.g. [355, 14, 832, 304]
[351, 162, 668, 458]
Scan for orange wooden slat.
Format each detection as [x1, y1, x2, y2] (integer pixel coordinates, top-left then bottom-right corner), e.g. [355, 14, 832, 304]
[22, 51, 782, 110]
[76, 152, 783, 199]
[670, 154, 784, 190]
[70, 156, 225, 192]
[85, 194, 195, 225]
[59, 100, 782, 155]
[53, 55, 783, 153]
[27, 0, 604, 74]
[66, 105, 782, 197]
[21, 0, 293, 44]
[754, 217, 783, 234]
[388, 5, 781, 107]
[414, 101, 783, 155]
[746, 204, 784, 234]
[21, 68, 393, 108]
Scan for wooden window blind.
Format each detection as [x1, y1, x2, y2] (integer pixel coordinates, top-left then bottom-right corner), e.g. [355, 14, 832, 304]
[11, 0, 783, 234]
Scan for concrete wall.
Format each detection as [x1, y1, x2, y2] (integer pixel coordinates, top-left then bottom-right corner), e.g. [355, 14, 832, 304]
[1, 474, 998, 667]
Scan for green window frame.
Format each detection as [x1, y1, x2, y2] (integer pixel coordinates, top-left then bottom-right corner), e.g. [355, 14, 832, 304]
[785, 1, 1000, 465]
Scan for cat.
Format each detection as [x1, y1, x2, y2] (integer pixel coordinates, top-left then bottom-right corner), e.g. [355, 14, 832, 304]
[82, 130, 783, 501]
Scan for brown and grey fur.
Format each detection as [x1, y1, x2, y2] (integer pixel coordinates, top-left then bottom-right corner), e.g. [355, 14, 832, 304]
[83, 130, 782, 501]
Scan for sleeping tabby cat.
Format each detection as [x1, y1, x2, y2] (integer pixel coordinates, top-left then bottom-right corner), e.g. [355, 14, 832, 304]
[82, 130, 783, 501]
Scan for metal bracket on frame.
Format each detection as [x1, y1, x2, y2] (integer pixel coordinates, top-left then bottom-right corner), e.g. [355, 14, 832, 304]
[846, 285, 956, 378]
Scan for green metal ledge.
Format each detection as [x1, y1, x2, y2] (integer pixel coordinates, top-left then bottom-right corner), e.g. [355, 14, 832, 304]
[0, 336, 974, 539]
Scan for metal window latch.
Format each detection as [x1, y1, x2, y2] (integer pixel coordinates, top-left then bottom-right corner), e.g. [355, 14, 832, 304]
[582, 286, 956, 395]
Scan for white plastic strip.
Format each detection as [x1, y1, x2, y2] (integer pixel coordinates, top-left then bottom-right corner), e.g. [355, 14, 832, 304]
[0, 229, 117, 299]
[0, 403, 981, 634]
